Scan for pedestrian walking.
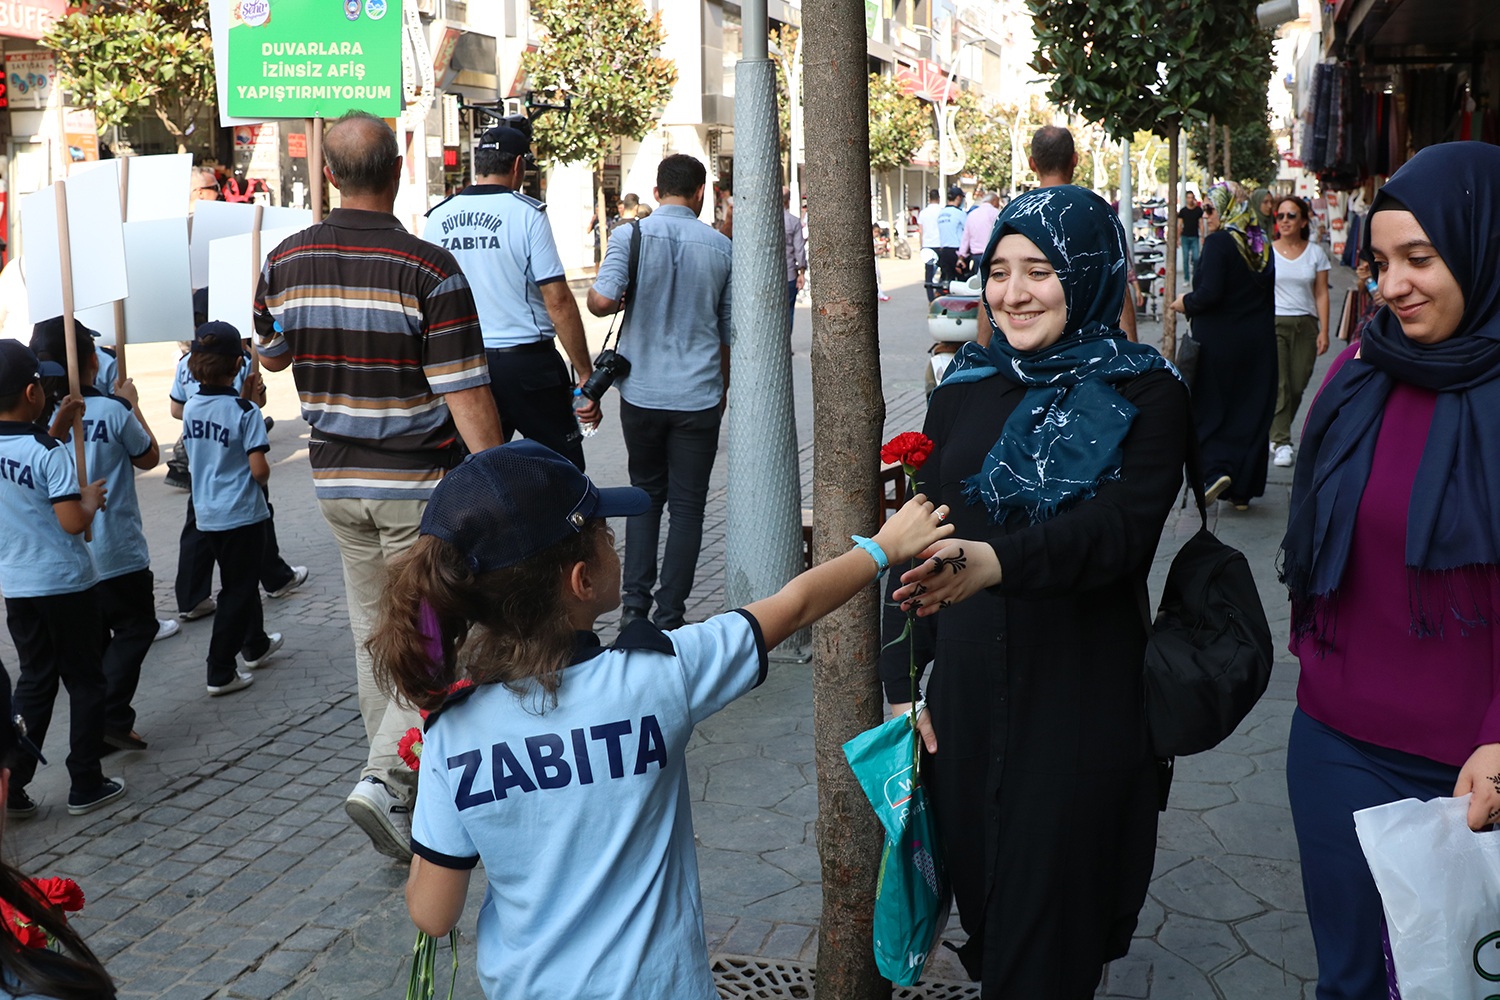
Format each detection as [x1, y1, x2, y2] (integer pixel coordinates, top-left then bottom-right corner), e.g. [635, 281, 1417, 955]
[1177, 189, 1203, 284]
[1030, 126, 1139, 341]
[917, 188, 943, 300]
[935, 186, 967, 287]
[32, 319, 160, 753]
[421, 125, 598, 471]
[374, 440, 950, 1000]
[883, 185, 1188, 998]
[179, 324, 283, 698]
[1170, 181, 1277, 509]
[586, 154, 731, 631]
[1279, 141, 1500, 1000]
[1269, 195, 1330, 467]
[959, 191, 1000, 277]
[0, 667, 118, 997]
[0, 340, 123, 820]
[255, 110, 503, 861]
[783, 186, 807, 332]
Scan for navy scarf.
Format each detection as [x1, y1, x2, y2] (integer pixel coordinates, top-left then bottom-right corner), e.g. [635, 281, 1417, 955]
[1279, 142, 1500, 636]
[937, 185, 1176, 524]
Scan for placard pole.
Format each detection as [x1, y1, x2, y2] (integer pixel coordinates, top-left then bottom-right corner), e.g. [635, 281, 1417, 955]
[111, 156, 130, 388]
[249, 204, 263, 375]
[309, 117, 324, 223]
[54, 180, 91, 541]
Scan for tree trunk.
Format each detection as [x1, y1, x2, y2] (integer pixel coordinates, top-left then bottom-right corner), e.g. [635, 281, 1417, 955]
[1207, 114, 1216, 183]
[803, 0, 890, 994]
[1162, 130, 1179, 362]
[1223, 124, 1232, 183]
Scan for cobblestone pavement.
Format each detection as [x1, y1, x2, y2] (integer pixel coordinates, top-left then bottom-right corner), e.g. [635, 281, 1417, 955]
[1, 256, 1348, 998]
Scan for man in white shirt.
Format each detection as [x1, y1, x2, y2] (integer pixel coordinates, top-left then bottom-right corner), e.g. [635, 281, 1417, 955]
[916, 189, 943, 300]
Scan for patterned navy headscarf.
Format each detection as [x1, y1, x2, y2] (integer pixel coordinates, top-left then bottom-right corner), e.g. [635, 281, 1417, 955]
[936, 185, 1176, 524]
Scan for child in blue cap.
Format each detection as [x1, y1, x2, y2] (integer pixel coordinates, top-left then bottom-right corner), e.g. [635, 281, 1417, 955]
[370, 439, 951, 1000]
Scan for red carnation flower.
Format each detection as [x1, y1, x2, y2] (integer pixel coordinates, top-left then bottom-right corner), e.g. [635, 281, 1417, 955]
[398, 727, 424, 772]
[0, 901, 48, 949]
[29, 878, 84, 913]
[881, 432, 934, 471]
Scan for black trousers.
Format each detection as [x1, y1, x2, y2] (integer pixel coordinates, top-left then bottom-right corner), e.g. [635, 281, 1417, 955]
[925, 256, 940, 301]
[619, 399, 721, 629]
[96, 569, 157, 735]
[937, 247, 962, 286]
[176, 486, 295, 612]
[6, 589, 107, 793]
[203, 521, 269, 686]
[485, 344, 585, 471]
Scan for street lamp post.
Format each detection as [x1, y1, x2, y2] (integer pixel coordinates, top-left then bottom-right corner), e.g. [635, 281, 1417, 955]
[935, 36, 985, 192]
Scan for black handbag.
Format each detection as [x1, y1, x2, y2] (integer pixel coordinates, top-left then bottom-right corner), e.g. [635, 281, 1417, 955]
[1139, 432, 1274, 761]
[1174, 328, 1200, 390]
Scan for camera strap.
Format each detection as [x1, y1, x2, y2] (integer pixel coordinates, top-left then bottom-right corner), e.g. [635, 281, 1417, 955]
[599, 220, 642, 355]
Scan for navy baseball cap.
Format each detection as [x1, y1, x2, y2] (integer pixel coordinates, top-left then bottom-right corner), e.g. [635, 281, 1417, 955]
[421, 440, 649, 572]
[477, 126, 531, 157]
[947, 186, 964, 201]
[0, 668, 45, 765]
[30, 316, 97, 367]
[0, 340, 63, 397]
[192, 287, 209, 318]
[191, 321, 244, 356]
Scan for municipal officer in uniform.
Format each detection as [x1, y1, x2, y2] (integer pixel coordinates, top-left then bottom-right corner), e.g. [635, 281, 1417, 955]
[422, 127, 598, 470]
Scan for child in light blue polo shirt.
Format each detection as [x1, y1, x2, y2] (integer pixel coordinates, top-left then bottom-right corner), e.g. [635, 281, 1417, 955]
[180, 322, 282, 697]
[33, 317, 162, 754]
[370, 441, 952, 1000]
[0, 340, 124, 819]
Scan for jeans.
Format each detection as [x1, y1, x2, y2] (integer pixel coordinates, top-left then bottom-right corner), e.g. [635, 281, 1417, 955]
[318, 496, 428, 805]
[1180, 236, 1201, 285]
[96, 568, 159, 735]
[1286, 708, 1459, 1000]
[619, 399, 722, 628]
[1271, 314, 1320, 447]
[7, 589, 107, 793]
[202, 521, 269, 686]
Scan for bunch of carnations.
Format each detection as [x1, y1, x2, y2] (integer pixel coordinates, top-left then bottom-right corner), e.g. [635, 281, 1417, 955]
[1, 877, 84, 950]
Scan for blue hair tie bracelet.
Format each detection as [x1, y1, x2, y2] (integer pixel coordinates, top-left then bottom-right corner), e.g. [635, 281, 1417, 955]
[850, 535, 889, 572]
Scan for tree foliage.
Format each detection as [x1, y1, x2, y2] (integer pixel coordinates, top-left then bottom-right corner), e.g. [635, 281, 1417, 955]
[525, 0, 677, 167]
[43, 0, 214, 153]
[867, 73, 930, 172]
[949, 90, 1015, 192]
[1026, 0, 1273, 139]
[1188, 94, 1279, 187]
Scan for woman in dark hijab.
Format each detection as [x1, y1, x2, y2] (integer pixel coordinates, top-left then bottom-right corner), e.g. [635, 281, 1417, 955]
[1170, 181, 1278, 508]
[880, 185, 1190, 997]
[1279, 141, 1500, 1000]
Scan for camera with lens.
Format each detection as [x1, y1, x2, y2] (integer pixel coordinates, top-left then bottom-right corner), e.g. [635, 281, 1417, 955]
[577, 350, 631, 402]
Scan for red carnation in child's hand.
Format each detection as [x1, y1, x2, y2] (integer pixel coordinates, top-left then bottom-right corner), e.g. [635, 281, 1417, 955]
[29, 877, 84, 913]
[0, 901, 49, 949]
[398, 728, 424, 772]
[881, 432, 934, 471]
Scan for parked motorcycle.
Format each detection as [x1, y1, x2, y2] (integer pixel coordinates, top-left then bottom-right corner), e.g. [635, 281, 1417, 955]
[925, 274, 982, 396]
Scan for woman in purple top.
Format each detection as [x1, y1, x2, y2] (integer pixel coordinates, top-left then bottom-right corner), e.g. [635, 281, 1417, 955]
[1279, 141, 1500, 1000]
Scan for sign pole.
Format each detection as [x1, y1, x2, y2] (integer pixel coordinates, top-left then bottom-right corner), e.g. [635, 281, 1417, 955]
[249, 204, 263, 375]
[309, 117, 324, 222]
[111, 156, 130, 389]
[53, 180, 91, 541]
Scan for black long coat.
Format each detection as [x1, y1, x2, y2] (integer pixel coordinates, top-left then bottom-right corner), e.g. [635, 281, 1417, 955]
[880, 366, 1189, 999]
[1183, 229, 1277, 503]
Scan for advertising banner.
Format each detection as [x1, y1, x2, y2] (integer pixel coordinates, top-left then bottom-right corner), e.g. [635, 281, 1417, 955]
[219, 0, 402, 120]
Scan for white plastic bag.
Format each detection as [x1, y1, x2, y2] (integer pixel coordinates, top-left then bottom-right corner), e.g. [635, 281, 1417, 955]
[1354, 794, 1500, 999]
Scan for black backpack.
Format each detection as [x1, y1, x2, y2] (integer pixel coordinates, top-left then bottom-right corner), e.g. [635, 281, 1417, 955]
[1139, 433, 1274, 762]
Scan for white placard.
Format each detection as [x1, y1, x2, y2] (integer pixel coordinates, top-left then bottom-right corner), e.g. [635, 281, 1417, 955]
[72, 153, 195, 223]
[21, 171, 128, 323]
[261, 205, 314, 232]
[189, 200, 260, 288]
[74, 219, 195, 346]
[207, 225, 302, 339]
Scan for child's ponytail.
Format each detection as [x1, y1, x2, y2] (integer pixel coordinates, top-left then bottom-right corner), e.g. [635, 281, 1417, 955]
[368, 534, 471, 712]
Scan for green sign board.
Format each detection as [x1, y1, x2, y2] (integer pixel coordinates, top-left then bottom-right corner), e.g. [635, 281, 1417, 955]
[224, 0, 402, 120]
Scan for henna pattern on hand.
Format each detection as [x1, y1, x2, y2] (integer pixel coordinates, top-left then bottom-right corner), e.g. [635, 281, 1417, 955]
[909, 599, 923, 610]
[929, 547, 967, 576]
[938, 600, 952, 610]
[1489, 773, 1500, 796]
[912, 583, 928, 597]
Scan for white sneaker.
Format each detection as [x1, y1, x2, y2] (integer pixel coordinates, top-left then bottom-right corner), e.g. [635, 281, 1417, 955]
[345, 776, 413, 861]
[153, 619, 181, 642]
[179, 598, 216, 621]
[242, 633, 283, 670]
[206, 672, 254, 697]
[267, 567, 309, 599]
[1273, 444, 1294, 467]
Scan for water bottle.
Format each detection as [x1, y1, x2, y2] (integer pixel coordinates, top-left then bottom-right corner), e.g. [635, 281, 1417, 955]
[1366, 278, 1379, 296]
[573, 388, 599, 439]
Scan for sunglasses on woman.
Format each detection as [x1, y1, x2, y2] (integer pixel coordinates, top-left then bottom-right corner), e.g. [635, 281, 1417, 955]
[1276, 211, 1302, 220]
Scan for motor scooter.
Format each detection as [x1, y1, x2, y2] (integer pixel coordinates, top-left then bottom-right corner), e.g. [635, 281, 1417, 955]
[925, 273, 982, 396]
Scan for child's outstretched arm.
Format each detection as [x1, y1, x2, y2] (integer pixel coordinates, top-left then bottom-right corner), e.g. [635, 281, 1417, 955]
[746, 495, 952, 651]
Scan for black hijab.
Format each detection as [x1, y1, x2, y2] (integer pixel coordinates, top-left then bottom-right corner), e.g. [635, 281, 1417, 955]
[1280, 141, 1500, 636]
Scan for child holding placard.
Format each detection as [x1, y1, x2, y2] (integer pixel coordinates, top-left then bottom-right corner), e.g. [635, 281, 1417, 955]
[0, 340, 124, 819]
[180, 323, 283, 697]
[33, 317, 162, 754]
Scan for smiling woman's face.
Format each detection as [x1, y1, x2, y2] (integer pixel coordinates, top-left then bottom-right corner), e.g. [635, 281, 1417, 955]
[985, 232, 1068, 352]
[1369, 209, 1465, 345]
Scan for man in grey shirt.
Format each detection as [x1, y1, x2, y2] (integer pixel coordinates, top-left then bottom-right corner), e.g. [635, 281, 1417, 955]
[784, 186, 806, 333]
[587, 154, 732, 629]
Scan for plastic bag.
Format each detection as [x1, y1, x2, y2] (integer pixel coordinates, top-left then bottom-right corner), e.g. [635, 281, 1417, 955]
[1354, 794, 1500, 999]
[844, 715, 950, 985]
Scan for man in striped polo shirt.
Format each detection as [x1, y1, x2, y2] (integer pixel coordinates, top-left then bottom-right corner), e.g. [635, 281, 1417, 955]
[257, 111, 503, 860]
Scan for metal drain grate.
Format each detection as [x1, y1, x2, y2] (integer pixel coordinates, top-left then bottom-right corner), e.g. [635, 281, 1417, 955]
[712, 955, 982, 999]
